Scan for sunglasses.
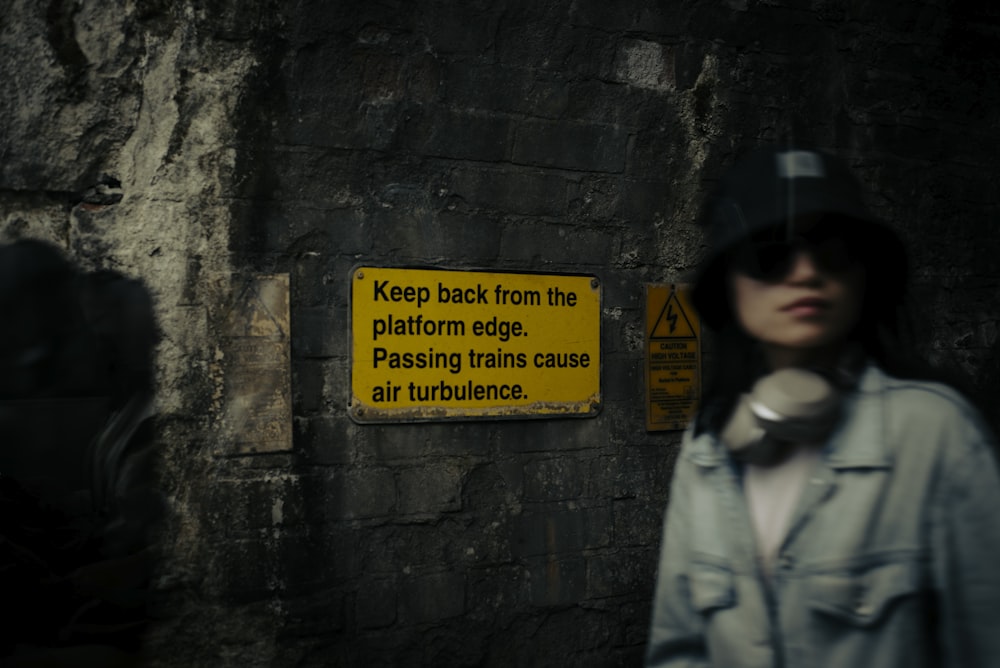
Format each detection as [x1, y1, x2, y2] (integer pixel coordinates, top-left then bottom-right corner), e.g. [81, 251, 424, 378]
[732, 225, 863, 282]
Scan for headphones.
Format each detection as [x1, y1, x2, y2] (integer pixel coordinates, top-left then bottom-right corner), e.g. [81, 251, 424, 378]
[720, 367, 844, 466]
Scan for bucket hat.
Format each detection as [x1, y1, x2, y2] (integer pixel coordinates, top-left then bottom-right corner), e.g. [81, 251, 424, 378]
[691, 146, 908, 329]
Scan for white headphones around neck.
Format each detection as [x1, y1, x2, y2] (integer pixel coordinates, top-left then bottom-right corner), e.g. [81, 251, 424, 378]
[720, 367, 843, 466]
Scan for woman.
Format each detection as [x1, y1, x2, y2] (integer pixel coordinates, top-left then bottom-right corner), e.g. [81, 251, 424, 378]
[645, 147, 1000, 667]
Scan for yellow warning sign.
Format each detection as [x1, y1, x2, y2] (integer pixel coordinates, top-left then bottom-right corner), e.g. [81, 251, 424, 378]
[645, 283, 701, 431]
[350, 267, 601, 422]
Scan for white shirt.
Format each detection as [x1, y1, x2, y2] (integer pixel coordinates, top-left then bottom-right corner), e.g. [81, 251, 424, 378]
[744, 444, 823, 577]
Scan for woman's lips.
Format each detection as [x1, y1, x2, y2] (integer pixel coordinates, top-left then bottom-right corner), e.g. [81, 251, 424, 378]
[782, 297, 831, 317]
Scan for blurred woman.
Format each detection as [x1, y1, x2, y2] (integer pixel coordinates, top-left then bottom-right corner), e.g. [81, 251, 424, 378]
[645, 146, 1000, 667]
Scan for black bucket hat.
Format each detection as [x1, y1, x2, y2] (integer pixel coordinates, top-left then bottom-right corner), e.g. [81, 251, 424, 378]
[691, 146, 908, 329]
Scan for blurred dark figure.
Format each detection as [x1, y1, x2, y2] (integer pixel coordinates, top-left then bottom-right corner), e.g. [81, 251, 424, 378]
[0, 240, 161, 667]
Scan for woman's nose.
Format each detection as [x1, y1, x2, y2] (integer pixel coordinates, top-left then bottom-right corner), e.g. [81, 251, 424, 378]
[785, 248, 822, 283]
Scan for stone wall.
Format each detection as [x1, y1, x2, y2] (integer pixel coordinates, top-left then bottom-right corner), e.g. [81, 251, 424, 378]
[2, 1, 998, 666]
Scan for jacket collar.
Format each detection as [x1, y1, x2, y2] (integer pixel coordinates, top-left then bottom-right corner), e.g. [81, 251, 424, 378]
[823, 363, 892, 469]
[687, 363, 892, 470]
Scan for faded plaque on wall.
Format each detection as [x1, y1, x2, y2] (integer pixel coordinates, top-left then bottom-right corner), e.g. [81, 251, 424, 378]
[350, 267, 601, 422]
[219, 274, 292, 453]
[645, 283, 701, 431]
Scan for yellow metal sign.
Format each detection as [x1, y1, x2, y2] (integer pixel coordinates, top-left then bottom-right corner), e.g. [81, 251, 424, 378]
[645, 283, 701, 431]
[350, 267, 601, 422]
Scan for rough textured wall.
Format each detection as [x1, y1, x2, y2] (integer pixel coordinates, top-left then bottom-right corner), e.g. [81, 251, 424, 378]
[2, 0, 999, 666]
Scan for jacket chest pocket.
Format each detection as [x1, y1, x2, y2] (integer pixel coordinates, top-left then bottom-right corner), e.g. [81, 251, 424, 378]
[806, 560, 925, 627]
[689, 562, 737, 614]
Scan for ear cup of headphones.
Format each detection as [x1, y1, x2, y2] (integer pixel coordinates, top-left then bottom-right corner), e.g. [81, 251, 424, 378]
[720, 392, 766, 454]
[721, 368, 842, 464]
[750, 368, 841, 442]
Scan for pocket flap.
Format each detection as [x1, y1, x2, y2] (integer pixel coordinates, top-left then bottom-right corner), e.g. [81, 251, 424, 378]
[807, 561, 921, 627]
[689, 562, 736, 613]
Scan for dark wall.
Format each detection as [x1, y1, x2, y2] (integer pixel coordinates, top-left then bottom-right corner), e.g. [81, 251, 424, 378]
[2, 1, 999, 666]
[206, 2, 1000, 666]
[217, 3, 683, 665]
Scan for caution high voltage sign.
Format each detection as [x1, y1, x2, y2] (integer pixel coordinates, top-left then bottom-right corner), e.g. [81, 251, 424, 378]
[350, 267, 601, 422]
[645, 283, 701, 431]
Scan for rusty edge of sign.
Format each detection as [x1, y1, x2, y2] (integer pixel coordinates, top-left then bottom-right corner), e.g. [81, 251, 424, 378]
[348, 393, 603, 424]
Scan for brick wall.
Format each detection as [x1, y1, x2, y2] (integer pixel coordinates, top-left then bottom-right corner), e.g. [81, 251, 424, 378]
[2, 0, 999, 666]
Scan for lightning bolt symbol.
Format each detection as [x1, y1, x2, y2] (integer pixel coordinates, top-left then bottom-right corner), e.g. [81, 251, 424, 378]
[667, 303, 678, 334]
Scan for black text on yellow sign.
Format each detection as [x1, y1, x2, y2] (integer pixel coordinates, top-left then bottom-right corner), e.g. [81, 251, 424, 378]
[350, 267, 601, 422]
[645, 283, 701, 431]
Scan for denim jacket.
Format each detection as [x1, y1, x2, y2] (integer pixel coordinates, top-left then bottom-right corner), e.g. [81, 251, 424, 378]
[646, 364, 1000, 667]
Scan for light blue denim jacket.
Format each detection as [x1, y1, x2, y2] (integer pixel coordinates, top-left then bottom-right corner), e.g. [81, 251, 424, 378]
[646, 364, 1000, 667]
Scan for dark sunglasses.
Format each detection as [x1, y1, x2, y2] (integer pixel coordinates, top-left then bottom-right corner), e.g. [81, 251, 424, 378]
[732, 225, 863, 282]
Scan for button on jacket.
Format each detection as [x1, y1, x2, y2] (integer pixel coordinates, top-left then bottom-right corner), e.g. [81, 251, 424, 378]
[646, 364, 1000, 668]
